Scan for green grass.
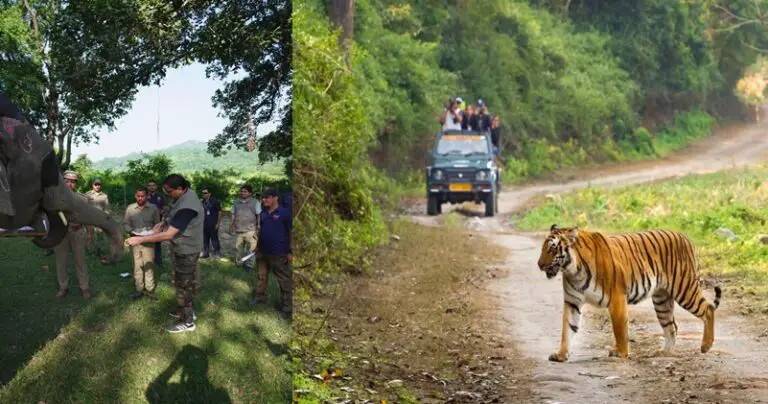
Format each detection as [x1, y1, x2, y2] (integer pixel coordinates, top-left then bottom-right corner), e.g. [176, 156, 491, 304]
[515, 165, 768, 315]
[0, 225, 291, 403]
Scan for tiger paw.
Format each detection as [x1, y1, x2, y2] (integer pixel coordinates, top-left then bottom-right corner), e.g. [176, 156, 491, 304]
[608, 349, 629, 359]
[548, 352, 568, 362]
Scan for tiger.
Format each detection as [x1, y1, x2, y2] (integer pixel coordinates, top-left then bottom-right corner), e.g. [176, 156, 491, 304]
[537, 224, 722, 362]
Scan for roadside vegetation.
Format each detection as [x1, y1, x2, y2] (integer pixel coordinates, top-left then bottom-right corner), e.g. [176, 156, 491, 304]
[516, 165, 768, 316]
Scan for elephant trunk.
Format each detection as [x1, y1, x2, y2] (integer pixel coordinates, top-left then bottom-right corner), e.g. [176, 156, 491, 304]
[42, 183, 124, 264]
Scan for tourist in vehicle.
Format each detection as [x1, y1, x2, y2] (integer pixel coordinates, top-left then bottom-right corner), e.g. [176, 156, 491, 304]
[490, 114, 501, 155]
[439, 97, 462, 130]
[461, 104, 475, 130]
[470, 99, 492, 132]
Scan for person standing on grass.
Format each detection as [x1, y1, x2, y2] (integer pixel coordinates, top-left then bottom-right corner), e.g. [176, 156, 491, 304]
[250, 188, 292, 318]
[200, 187, 222, 259]
[126, 174, 203, 333]
[124, 186, 161, 300]
[85, 178, 110, 261]
[146, 179, 166, 267]
[55, 170, 91, 300]
[230, 184, 261, 272]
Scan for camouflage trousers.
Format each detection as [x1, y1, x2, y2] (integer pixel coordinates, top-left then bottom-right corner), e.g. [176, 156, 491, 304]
[172, 252, 200, 323]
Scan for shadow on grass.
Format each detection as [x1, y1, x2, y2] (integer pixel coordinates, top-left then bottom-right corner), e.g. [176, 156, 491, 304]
[0, 223, 292, 402]
[146, 344, 231, 404]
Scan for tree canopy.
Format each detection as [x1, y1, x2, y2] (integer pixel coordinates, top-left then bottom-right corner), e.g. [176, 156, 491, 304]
[0, 0, 291, 170]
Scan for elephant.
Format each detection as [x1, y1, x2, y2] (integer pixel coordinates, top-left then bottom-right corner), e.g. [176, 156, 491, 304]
[0, 116, 124, 264]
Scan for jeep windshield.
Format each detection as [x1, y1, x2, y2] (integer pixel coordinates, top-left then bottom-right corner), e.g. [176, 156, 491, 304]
[435, 134, 489, 156]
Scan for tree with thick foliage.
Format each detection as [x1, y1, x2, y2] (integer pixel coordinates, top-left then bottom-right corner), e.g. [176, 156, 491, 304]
[0, 0, 291, 170]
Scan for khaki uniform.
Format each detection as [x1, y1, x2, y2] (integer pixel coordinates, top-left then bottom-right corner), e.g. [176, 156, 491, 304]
[124, 202, 161, 292]
[85, 190, 110, 254]
[232, 198, 260, 269]
[55, 194, 89, 291]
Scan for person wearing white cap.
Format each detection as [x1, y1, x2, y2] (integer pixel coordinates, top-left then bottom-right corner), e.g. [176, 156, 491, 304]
[55, 170, 91, 300]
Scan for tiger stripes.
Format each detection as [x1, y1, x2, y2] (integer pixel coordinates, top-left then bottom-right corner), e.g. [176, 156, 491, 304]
[537, 224, 722, 362]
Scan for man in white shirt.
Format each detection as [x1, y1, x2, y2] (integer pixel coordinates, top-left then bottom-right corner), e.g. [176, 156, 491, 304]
[439, 97, 463, 131]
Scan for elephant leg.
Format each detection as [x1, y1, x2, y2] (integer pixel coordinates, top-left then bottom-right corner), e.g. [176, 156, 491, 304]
[0, 163, 15, 216]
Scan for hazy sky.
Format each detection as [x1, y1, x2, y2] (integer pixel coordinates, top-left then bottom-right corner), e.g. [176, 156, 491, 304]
[71, 63, 276, 160]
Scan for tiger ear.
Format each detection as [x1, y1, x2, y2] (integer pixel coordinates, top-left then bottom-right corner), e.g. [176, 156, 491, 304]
[550, 224, 559, 232]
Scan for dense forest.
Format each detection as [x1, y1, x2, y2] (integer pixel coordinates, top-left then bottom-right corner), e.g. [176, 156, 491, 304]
[294, 0, 768, 276]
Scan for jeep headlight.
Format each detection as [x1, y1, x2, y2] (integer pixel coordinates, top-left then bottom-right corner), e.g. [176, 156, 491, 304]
[475, 170, 489, 180]
[433, 169, 444, 180]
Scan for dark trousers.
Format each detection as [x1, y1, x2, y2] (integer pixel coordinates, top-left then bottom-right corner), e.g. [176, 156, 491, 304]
[252, 253, 292, 313]
[154, 241, 163, 265]
[203, 224, 220, 255]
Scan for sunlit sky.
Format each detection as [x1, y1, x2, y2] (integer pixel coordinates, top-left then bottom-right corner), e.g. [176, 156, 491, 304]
[71, 63, 276, 161]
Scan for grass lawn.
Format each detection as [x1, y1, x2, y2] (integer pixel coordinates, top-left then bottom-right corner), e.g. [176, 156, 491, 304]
[0, 215, 291, 403]
[514, 165, 768, 316]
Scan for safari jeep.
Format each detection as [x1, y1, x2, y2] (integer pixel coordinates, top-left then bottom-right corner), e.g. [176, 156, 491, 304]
[425, 130, 500, 217]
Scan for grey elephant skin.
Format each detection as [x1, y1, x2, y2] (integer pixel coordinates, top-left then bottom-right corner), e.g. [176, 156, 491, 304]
[0, 117, 123, 264]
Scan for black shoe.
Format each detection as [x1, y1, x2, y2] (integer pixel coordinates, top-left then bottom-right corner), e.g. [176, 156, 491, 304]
[131, 292, 144, 300]
[144, 291, 158, 301]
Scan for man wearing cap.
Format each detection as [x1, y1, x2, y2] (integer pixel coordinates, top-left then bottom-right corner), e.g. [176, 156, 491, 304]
[55, 170, 91, 300]
[85, 178, 110, 260]
[250, 188, 292, 317]
[230, 184, 261, 272]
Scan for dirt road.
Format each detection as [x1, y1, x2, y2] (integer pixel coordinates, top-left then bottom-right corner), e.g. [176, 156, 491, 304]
[409, 117, 768, 403]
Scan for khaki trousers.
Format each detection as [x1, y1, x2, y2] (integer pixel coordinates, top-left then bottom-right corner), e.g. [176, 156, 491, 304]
[55, 228, 88, 290]
[131, 243, 156, 292]
[235, 231, 257, 269]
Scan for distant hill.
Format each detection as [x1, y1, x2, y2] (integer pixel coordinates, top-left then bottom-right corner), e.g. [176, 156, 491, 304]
[88, 140, 285, 175]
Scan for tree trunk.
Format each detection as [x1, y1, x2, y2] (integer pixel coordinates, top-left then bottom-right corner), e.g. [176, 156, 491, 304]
[328, 0, 354, 59]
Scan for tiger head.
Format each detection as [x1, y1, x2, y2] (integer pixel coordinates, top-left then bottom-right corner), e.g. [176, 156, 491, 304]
[538, 224, 579, 279]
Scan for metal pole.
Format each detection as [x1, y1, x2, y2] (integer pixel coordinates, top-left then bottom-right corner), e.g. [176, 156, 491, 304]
[157, 85, 161, 147]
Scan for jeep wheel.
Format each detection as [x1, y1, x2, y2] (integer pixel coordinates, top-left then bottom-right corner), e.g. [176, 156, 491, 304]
[427, 195, 440, 216]
[485, 191, 496, 217]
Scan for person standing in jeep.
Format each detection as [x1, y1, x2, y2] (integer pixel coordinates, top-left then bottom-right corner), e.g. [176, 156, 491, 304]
[439, 97, 463, 131]
[126, 174, 204, 333]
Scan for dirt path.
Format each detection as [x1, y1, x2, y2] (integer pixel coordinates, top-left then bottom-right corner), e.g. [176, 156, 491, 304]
[408, 116, 768, 403]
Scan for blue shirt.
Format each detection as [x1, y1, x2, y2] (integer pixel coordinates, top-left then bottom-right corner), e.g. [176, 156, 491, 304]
[148, 192, 164, 209]
[257, 206, 291, 256]
[203, 197, 221, 225]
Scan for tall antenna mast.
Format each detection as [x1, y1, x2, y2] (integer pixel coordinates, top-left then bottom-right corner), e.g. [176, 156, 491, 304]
[156, 85, 161, 147]
[247, 111, 256, 152]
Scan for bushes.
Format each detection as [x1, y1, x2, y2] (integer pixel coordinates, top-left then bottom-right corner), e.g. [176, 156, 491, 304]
[68, 154, 289, 210]
[294, 1, 388, 280]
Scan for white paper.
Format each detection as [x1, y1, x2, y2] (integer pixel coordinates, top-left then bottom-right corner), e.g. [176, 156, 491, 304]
[240, 252, 256, 263]
[131, 229, 154, 236]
